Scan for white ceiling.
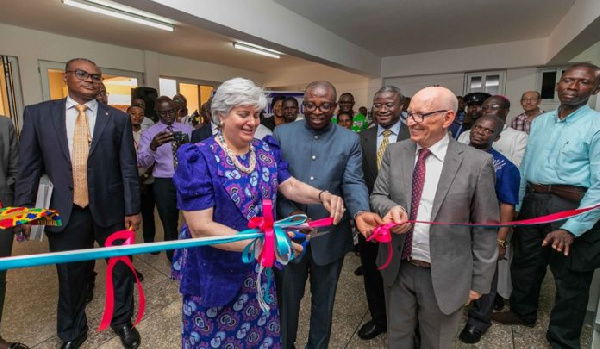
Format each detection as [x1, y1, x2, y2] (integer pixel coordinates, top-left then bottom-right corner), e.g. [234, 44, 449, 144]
[0, 0, 313, 74]
[0, 0, 579, 77]
[273, 0, 576, 56]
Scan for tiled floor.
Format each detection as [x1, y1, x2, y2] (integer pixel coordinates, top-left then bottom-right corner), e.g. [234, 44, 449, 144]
[2, 223, 592, 348]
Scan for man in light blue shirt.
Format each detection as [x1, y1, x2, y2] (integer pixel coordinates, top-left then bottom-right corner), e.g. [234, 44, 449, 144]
[493, 63, 600, 349]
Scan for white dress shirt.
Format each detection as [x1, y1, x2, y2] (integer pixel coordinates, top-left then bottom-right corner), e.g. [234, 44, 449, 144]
[66, 97, 98, 157]
[411, 134, 449, 263]
[457, 124, 528, 166]
[376, 121, 402, 151]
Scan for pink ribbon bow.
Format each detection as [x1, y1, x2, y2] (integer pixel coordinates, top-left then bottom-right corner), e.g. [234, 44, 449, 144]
[366, 223, 396, 270]
[248, 200, 277, 268]
[98, 228, 145, 331]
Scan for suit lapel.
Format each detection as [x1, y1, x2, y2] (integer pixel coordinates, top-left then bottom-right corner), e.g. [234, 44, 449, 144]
[51, 99, 71, 163]
[396, 122, 411, 142]
[402, 141, 417, 209]
[89, 104, 111, 156]
[364, 128, 378, 179]
[430, 140, 463, 220]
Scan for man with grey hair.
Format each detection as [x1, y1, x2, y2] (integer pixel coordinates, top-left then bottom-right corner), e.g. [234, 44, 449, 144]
[275, 81, 378, 348]
[357, 86, 498, 348]
[356, 85, 410, 340]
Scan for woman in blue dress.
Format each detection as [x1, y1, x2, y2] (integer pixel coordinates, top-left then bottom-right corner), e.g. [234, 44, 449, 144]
[172, 78, 345, 348]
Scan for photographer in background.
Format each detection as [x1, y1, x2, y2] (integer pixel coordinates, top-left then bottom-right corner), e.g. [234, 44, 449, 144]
[137, 96, 192, 261]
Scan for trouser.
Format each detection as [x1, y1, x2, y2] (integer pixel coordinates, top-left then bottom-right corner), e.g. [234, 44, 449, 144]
[0, 228, 12, 333]
[141, 183, 157, 243]
[358, 234, 387, 327]
[153, 178, 179, 260]
[385, 261, 462, 349]
[276, 245, 344, 349]
[510, 192, 595, 349]
[0, 193, 14, 334]
[467, 266, 499, 332]
[48, 206, 134, 342]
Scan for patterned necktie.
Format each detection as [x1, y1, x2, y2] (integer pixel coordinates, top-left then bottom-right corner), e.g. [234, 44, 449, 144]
[376, 129, 393, 169]
[402, 148, 432, 260]
[73, 104, 91, 208]
[167, 125, 178, 169]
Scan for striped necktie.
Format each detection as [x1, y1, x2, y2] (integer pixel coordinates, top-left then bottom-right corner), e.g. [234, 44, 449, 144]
[376, 129, 393, 169]
[73, 104, 91, 207]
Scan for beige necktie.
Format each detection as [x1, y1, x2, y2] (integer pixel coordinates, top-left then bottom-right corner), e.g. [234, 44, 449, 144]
[73, 104, 91, 208]
[376, 129, 393, 169]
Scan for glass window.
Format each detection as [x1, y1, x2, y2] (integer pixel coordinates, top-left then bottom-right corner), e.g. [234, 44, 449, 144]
[540, 71, 557, 100]
[464, 71, 506, 95]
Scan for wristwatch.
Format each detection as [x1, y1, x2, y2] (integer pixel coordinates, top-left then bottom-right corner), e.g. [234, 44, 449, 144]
[497, 239, 509, 249]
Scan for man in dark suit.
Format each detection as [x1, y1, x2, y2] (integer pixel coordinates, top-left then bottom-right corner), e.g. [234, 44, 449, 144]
[357, 85, 410, 340]
[358, 86, 499, 348]
[0, 116, 22, 349]
[274, 81, 379, 349]
[15, 58, 141, 349]
[190, 122, 212, 143]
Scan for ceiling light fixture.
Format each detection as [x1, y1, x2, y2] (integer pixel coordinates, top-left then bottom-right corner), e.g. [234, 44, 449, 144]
[233, 42, 282, 59]
[62, 0, 175, 32]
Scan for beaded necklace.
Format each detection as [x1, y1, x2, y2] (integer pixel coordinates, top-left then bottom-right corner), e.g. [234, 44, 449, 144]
[216, 133, 256, 174]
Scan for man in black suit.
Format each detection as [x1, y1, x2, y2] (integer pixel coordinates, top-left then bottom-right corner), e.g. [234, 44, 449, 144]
[15, 58, 141, 349]
[357, 86, 410, 340]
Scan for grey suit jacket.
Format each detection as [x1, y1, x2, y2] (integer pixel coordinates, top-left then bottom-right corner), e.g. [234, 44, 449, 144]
[15, 99, 140, 231]
[360, 123, 410, 194]
[274, 121, 370, 265]
[370, 138, 499, 315]
[0, 117, 18, 205]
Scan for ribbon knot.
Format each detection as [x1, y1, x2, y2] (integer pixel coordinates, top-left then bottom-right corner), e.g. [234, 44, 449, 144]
[366, 222, 396, 270]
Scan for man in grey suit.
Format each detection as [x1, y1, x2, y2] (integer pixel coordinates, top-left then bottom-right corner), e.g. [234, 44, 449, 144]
[274, 81, 379, 349]
[358, 86, 499, 348]
[15, 58, 141, 349]
[357, 85, 410, 340]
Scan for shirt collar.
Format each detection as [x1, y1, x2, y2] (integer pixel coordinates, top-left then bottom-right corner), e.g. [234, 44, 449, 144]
[416, 134, 450, 162]
[554, 105, 590, 124]
[66, 96, 98, 115]
[377, 120, 401, 137]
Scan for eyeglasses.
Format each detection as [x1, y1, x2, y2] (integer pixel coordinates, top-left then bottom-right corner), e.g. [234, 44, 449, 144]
[472, 124, 495, 136]
[521, 98, 539, 102]
[481, 105, 505, 111]
[66, 69, 102, 82]
[302, 102, 335, 113]
[373, 103, 397, 110]
[406, 110, 447, 123]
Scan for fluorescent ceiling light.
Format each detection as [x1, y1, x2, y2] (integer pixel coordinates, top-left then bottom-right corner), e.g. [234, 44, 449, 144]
[62, 0, 174, 31]
[233, 42, 282, 59]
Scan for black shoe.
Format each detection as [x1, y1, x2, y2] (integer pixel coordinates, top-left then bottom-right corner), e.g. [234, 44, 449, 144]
[492, 310, 535, 327]
[493, 294, 505, 311]
[113, 324, 141, 349]
[134, 269, 144, 283]
[60, 333, 87, 349]
[354, 266, 364, 276]
[459, 324, 483, 344]
[357, 320, 386, 340]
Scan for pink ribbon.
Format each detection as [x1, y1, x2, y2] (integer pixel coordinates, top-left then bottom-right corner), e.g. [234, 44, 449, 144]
[366, 223, 396, 270]
[370, 203, 600, 270]
[248, 200, 277, 268]
[98, 228, 145, 331]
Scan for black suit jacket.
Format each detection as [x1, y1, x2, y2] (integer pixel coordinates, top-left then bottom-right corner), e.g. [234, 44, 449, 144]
[191, 123, 213, 143]
[359, 123, 411, 194]
[15, 99, 140, 232]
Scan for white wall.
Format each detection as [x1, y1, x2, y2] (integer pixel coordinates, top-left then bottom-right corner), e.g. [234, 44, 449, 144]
[0, 24, 263, 108]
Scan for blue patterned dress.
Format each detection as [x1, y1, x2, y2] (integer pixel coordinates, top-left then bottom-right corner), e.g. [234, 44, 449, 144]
[172, 136, 290, 349]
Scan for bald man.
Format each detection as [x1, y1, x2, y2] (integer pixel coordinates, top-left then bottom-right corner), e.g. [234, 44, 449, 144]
[358, 86, 499, 348]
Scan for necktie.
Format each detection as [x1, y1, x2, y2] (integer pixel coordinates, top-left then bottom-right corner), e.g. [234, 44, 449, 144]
[167, 125, 178, 169]
[402, 148, 432, 260]
[376, 129, 393, 169]
[73, 104, 91, 208]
